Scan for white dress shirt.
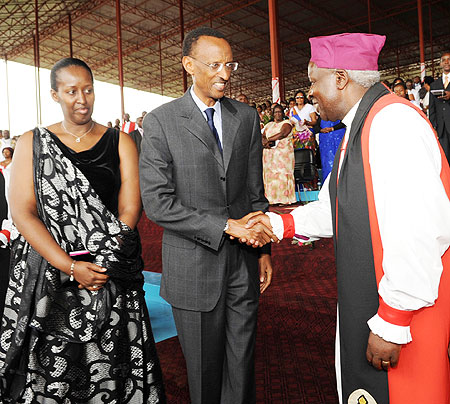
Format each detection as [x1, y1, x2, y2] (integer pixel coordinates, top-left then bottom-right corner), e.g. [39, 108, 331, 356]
[190, 86, 223, 146]
[268, 99, 450, 344]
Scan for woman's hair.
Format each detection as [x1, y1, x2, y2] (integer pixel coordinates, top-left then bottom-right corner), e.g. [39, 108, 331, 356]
[393, 81, 407, 91]
[392, 77, 405, 86]
[2, 147, 13, 157]
[50, 58, 94, 91]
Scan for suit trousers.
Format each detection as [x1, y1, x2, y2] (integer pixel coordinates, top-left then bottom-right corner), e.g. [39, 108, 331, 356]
[438, 126, 450, 165]
[172, 245, 260, 404]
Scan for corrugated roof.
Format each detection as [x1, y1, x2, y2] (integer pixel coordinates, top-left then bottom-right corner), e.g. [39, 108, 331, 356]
[1, 0, 449, 102]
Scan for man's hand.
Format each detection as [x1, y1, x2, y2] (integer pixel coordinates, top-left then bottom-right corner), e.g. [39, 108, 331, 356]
[246, 213, 273, 231]
[259, 253, 273, 294]
[242, 213, 279, 245]
[226, 211, 277, 247]
[439, 90, 450, 101]
[366, 331, 402, 371]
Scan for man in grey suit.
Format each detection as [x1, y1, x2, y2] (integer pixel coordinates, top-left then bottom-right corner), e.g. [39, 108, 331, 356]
[139, 27, 275, 404]
[429, 51, 450, 163]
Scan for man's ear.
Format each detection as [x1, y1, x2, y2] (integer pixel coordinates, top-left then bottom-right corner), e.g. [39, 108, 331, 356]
[182, 56, 194, 76]
[335, 70, 349, 90]
[50, 89, 59, 103]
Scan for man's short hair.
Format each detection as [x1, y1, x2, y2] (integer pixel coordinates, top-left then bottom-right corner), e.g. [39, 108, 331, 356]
[347, 70, 381, 88]
[423, 76, 434, 85]
[182, 27, 226, 57]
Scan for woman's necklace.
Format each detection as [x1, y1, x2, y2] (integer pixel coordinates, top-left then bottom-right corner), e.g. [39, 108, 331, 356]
[61, 121, 95, 142]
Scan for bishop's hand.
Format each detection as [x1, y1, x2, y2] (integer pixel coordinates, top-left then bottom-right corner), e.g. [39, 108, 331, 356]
[366, 331, 402, 371]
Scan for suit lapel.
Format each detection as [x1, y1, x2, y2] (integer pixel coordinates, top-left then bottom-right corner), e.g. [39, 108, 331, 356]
[220, 98, 241, 172]
[179, 90, 224, 168]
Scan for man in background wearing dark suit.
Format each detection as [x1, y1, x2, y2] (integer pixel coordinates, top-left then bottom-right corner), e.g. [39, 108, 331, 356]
[139, 27, 275, 404]
[429, 51, 450, 163]
[128, 116, 143, 154]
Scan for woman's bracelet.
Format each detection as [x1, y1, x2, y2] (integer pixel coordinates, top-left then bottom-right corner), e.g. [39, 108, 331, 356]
[70, 260, 76, 281]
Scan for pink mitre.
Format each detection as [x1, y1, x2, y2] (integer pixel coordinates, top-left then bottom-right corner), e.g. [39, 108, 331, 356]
[309, 33, 386, 71]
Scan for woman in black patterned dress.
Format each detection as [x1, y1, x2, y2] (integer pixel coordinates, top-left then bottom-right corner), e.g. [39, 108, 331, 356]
[0, 58, 165, 403]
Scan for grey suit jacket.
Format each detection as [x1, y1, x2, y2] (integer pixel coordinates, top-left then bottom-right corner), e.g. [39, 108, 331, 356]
[139, 89, 269, 311]
[429, 78, 450, 137]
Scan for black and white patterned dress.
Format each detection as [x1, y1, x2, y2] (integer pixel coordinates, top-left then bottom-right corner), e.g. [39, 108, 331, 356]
[0, 127, 165, 403]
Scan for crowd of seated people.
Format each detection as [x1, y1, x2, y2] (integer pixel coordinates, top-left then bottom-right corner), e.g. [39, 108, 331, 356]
[237, 72, 442, 205]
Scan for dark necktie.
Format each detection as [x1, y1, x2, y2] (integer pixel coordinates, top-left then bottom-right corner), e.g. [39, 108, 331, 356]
[205, 108, 223, 154]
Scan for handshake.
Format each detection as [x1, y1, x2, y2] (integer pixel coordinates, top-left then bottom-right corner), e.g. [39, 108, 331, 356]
[224, 211, 279, 247]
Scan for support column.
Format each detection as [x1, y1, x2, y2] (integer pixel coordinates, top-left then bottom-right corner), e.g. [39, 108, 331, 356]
[68, 13, 73, 57]
[179, 0, 187, 92]
[34, 0, 41, 125]
[429, 4, 434, 77]
[4, 56, 10, 132]
[115, 0, 125, 120]
[159, 37, 164, 96]
[268, 0, 281, 104]
[279, 43, 285, 101]
[367, 0, 371, 33]
[417, 0, 425, 80]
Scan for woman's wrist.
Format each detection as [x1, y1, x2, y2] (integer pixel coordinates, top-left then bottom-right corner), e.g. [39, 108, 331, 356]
[47, 251, 77, 275]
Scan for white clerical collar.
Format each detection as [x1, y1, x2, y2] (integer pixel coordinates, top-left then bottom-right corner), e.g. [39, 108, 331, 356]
[342, 98, 362, 131]
[190, 86, 221, 116]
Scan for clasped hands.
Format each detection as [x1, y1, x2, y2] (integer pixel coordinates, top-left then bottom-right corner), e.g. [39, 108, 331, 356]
[225, 211, 278, 247]
[71, 260, 109, 292]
